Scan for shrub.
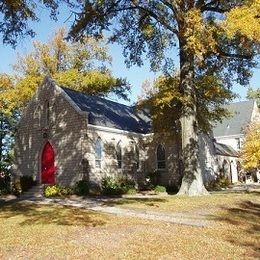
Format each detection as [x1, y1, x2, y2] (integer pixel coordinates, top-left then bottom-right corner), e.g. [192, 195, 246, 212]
[126, 188, 137, 195]
[101, 176, 136, 195]
[20, 176, 37, 192]
[206, 176, 231, 191]
[101, 176, 123, 195]
[60, 186, 74, 196]
[154, 185, 166, 193]
[0, 172, 11, 195]
[44, 185, 73, 197]
[143, 171, 159, 190]
[74, 180, 89, 196]
[166, 185, 180, 194]
[12, 178, 22, 196]
[44, 185, 61, 197]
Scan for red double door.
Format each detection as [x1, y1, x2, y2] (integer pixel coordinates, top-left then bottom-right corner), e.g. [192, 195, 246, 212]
[41, 142, 56, 184]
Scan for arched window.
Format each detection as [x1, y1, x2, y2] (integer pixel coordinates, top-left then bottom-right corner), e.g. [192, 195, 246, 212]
[95, 137, 102, 168]
[157, 144, 166, 169]
[116, 141, 122, 169]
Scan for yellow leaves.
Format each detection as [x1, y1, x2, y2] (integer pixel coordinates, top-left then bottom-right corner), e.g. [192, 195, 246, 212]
[240, 120, 260, 170]
[0, 27, 124, 115]
[183, 8, 217, 62]
[141, 24, 155, 38]
[196, 75, 234, 101]
[223, 0, 260, 41]
[53, 69, 117, 95]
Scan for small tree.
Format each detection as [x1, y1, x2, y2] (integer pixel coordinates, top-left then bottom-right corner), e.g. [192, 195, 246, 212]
[247, 87, 260, 107]
[240, 121, 260, 171]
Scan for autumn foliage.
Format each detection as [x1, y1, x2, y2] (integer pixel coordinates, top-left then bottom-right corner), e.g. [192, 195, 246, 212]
[0, 28, 129, 115]
[241, 120, 260, 170]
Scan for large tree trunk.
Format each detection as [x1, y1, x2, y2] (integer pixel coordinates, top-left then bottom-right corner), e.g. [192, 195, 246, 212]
[177, 41, 209, 196]
[0, 116, 3, 172]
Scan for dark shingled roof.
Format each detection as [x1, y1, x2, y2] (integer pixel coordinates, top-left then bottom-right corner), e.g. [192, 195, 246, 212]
[215, 142, 238, 157]
[61, 87, 151, 134]
[213, 100, 255, 137]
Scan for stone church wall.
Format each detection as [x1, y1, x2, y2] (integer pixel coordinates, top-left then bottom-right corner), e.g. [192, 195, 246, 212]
[14, 79, 88, 186]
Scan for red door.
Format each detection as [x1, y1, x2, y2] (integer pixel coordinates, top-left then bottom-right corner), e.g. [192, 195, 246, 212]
[41, 142, 55, 184]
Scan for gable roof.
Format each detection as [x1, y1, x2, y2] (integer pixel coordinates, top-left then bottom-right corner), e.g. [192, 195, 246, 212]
[61, 87, 151, 134]
[213, 100, 255, 137]
[215, 142, 238, 157]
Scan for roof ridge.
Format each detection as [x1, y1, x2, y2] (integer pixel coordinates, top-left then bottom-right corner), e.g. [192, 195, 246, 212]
[60, 86, 133, 109]
[227, 99, 255, 105]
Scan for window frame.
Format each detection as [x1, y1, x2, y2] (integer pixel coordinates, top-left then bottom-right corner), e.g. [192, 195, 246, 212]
[116, 141, 123, 169]
[156, 144, 166, 170]
[95, 137, 102, 169]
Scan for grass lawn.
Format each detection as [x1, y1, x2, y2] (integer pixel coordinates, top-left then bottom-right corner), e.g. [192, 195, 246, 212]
[105, 191, 260, 213]
[0, 192, 259, 259]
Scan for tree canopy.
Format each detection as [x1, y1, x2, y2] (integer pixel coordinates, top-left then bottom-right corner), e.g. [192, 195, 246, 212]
[138, 73, 235, 134]
[241, 120, 260, 170]
[0, 0, 63, 46]
[66, 0, 260, 195]
[247, 87, 260, 106]
[0, 28, 130, 115]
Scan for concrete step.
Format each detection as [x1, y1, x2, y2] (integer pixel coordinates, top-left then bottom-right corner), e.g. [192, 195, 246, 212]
[20, 185, 44, 199]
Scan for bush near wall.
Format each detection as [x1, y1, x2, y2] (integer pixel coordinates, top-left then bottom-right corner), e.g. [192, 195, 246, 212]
[101, 176, 136, 195]
[154, 185, 167, 193]
[206, 176, 231, 191]
[20, 176, 37, 192]
[44, 185, 74, 197]
[74, 180, 89, 196]
[11, 175, 37, 196]
[43, 180, 90, 198]
[0, 172, 11, 195]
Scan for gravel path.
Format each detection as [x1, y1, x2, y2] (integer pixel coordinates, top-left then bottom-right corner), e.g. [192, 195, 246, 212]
[12, 196, 212, 227]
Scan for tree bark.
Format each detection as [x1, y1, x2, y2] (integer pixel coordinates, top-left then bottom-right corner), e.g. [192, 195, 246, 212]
[177, 40, 209, 196]
[0, 115, 4, 172]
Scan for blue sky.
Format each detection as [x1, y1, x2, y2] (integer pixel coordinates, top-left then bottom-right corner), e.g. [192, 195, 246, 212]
[0, 7, 259, 105]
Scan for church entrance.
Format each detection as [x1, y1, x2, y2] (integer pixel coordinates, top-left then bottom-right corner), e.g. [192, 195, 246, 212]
[41, 142, 55, 184]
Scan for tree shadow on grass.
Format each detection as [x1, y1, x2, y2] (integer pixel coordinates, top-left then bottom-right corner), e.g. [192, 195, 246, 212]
[212, 200, 260, 258]
[102, 197, 168, 208]
[0, 202, 107, 227]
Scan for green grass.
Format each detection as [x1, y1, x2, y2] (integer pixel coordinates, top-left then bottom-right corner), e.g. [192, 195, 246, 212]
[0, 192, 259, 259]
